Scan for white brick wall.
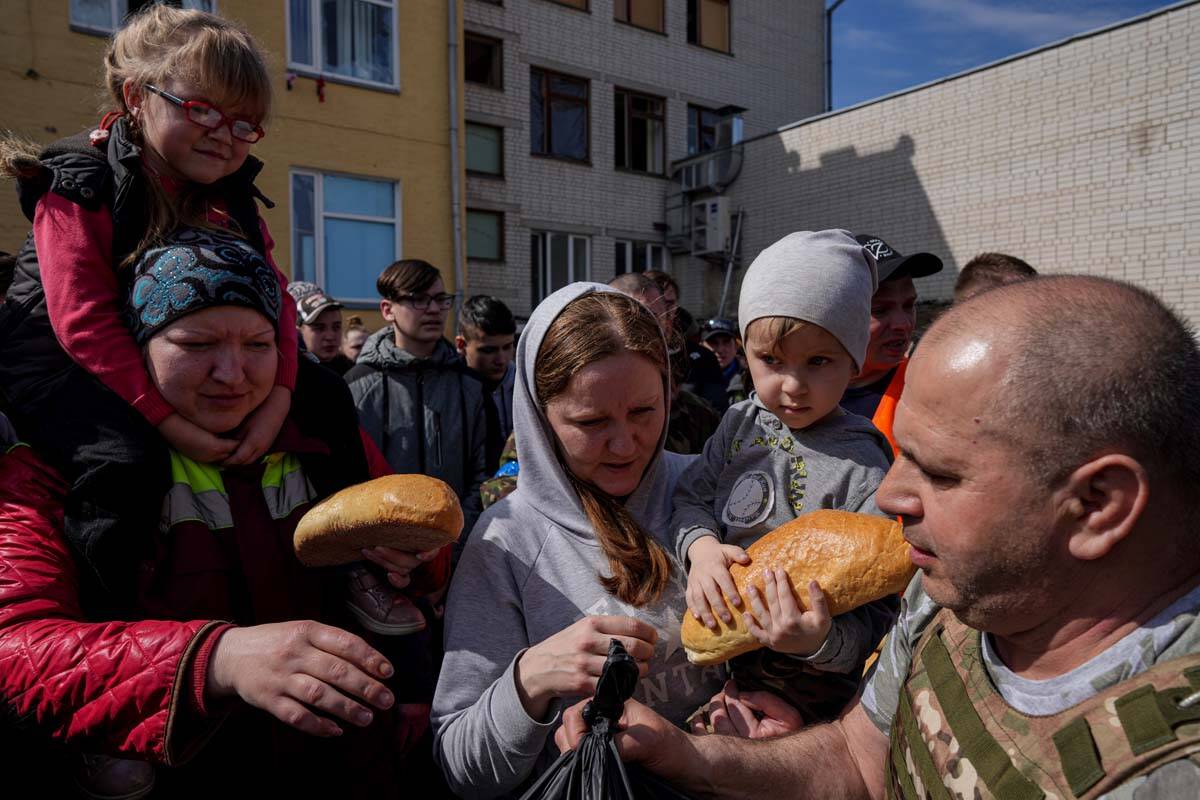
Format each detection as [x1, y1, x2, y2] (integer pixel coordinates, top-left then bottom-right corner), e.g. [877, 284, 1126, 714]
[462, 0, 826, 315]
[687, 1, 1200, 322]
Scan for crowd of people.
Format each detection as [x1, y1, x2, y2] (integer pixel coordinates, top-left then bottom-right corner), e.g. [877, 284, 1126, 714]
[0, 6, 1197, 800]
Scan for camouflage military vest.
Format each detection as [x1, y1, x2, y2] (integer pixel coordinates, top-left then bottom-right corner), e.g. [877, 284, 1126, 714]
[887, 608, 1200, 799]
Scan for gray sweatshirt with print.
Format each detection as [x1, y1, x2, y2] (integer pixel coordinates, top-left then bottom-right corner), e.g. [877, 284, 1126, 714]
[432, 284, 726, 800]
[673, 397, 897, 674]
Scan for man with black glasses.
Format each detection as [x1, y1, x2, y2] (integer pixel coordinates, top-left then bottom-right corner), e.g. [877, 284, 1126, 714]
[346, 259, 490, 562]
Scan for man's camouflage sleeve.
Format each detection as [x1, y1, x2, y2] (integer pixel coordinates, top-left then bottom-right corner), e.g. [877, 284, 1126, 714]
[859, 574, 941, 733]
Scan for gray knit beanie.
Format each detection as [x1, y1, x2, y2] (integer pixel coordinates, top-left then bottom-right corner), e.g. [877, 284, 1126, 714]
[737, 229, 878, 369]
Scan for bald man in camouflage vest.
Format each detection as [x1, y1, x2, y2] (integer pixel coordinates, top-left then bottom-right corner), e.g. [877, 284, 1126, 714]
[556, 275, 1200, 799]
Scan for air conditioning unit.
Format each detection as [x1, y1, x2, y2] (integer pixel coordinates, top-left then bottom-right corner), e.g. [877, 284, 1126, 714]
[691, 197, 731, 256]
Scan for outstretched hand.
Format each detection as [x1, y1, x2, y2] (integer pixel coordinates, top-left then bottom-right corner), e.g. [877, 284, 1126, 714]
[207, 620, 395, 737]
[690, 679, 804, 739]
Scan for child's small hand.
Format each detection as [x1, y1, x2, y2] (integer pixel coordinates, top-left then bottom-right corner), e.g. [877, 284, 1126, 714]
[744, 570, 832, 657]
[225, 386, 292, 466]
[686, 536, 751, 630]
[158, 413, 238, 463]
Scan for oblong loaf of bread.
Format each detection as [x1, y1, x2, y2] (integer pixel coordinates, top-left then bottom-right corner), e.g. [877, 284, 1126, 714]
[294, 474, 464, 567]
[680, 510, 913, 666]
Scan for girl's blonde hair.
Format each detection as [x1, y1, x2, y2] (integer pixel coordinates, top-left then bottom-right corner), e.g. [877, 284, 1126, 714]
[108, 5, 272, 266]
[105, 4, 272, 122]
[535, 292, 674, 607]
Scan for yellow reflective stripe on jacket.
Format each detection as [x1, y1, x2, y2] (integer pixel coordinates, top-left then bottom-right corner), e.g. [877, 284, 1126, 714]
[163, 451, 315, 531]
[260, 452, 314, 521]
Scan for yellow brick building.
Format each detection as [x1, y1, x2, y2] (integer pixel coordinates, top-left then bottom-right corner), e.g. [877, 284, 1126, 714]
[0, 0, 464, 327]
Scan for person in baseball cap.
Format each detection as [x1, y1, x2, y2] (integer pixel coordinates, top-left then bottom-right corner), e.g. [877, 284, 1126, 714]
[841, 234, 944, 453]
[286, 281, 353, 374]
[700, 317, 739, 373]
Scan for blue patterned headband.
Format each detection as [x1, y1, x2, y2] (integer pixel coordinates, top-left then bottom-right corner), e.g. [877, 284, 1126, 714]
[125, 228, 282, 345]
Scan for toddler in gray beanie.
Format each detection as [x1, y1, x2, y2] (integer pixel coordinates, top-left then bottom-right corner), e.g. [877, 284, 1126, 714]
[738, 228, 877, 370]
[671, 228, 895, 723]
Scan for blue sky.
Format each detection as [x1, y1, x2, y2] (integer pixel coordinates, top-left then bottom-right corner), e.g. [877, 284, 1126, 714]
[831, 0, 1181, 109]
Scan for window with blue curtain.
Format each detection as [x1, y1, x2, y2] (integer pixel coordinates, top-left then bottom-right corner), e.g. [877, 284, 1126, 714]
[289, 0, 396, 87]
[290, 171, 400, 303]
[71, 0, 215, 33]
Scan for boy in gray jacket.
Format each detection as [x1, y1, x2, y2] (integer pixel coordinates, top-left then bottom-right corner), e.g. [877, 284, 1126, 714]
[347, 261, 490, 549]
[673, 229, 898, 722]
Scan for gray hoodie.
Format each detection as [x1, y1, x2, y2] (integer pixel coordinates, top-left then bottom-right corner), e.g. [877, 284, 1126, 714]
[346, 332, 489, 542]
[431, 283, 726, 799]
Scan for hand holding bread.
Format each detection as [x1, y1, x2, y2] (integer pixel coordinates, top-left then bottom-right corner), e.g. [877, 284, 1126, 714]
[294, 474, 464, 567]
[680, 510, 913, 666]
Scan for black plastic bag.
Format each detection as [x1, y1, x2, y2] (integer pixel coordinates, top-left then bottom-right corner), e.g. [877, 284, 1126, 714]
[519, 640, 694, 800]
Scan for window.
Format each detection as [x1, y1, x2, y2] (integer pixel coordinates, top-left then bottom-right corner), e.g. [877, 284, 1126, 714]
[550, 0, 588, 9]
[467, 211, 504, 261]
[71, 0, 213, 33]
[614, 0, 663, 32]
[615, 89, 665, 174]
[290, 170, 402, 304]
[288, 0, 397, 88]
[466, 123, 504, 176]
[531, 232, 590, 301]
[464, 34, 503, 89]
[687, 105, 720, 155]
[615, 240, 666, 274]
[687, 0, 730, 53]
[530, 68, 589, 162]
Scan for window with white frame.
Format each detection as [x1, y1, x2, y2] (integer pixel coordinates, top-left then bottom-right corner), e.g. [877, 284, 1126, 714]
[71, 0, 214, 34]
[615, 239, 666, 274]
[531, 232, 590, 302]
[291, 170, 402, 304]
[288, 0, 397, 88]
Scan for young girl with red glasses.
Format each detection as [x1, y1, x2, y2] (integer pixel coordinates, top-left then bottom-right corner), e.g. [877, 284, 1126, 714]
[0, 10, 438, 786]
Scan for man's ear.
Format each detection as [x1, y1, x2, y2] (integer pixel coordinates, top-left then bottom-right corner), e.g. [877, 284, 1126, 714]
[380, 299, 395, 323]
[1060, 454, 1149, 561]
[454, 335, 467, 354]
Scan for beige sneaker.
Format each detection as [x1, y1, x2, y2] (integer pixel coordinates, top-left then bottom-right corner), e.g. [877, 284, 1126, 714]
[76, 753, 155, 800]
[346, 565, 427, 636]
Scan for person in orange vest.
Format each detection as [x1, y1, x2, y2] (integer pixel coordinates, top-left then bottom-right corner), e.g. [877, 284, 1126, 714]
[839, 234, 943, 454]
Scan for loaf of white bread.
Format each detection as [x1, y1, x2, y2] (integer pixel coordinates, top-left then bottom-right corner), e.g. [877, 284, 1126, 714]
[293, 474, 464, 567]
[681, 510, 913, 666]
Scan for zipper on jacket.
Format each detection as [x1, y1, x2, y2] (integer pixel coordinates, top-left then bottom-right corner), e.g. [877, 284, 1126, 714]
[416, 370, 427, 473]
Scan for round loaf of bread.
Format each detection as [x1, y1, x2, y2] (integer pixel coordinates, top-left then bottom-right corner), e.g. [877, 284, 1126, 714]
[294, 474, 464, 567]
[680, 510, 913, 666]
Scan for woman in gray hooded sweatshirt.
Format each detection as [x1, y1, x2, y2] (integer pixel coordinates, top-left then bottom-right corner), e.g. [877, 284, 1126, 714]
[432, 283, 727, 798]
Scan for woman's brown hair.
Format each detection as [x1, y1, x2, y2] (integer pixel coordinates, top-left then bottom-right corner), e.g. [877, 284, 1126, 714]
[535, 292, 673, 607]
[2, 5, 272, 268]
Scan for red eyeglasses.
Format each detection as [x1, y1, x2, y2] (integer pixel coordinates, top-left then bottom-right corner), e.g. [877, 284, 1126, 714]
[144, 84, 265, 144]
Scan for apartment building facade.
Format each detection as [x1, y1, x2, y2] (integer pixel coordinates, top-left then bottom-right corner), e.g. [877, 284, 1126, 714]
[0, 0, 461, 326]
[718, 1, 1200, 323]
[460, 0, 826, 317]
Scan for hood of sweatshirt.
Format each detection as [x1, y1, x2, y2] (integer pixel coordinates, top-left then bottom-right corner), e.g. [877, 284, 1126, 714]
[356, 327, 462, 370]
[510, 282, 675, 544]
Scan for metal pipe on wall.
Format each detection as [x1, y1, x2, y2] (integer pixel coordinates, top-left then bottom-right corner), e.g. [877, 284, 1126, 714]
[825, 0, 847, 112]
[448, 0, 466, 324]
